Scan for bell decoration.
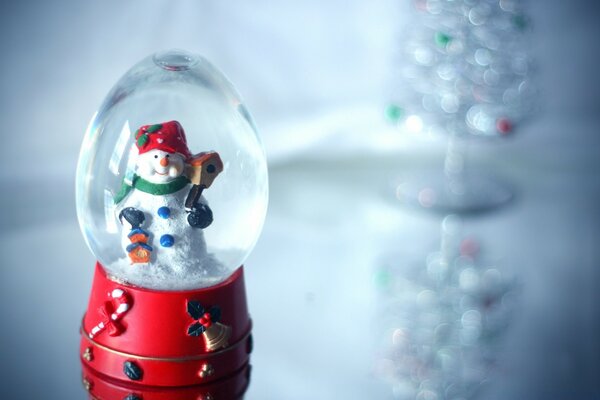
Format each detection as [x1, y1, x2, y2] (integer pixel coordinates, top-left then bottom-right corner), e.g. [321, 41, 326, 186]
[187, 301, 232, 351]
[204, 323, 232, 351]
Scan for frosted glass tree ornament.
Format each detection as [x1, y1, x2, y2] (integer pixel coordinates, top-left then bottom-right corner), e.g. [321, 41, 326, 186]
[76, 50, 268, 290]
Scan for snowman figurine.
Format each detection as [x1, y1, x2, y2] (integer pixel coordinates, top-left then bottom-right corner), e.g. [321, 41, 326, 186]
[113, 121, 224, 286]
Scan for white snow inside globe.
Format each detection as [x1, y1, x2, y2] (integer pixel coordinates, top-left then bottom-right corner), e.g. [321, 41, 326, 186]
[76, 50, 268, 290]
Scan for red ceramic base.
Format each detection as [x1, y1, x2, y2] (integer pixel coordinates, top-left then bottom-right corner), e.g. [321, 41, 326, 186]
[80, 262, 252, 394]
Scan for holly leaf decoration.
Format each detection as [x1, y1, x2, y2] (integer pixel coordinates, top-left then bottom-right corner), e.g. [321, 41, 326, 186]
[187, 300, 204, 320]
[137, 134, 149, 148]
[146, 124, 163, 133]
[209, 306, 221, 323]
[187, 322, 205, 337]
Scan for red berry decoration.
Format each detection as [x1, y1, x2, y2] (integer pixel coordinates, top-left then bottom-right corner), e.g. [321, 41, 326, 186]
[201, 312, 213, 328]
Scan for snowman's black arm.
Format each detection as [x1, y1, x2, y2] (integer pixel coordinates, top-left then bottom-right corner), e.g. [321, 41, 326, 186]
[118, 207, 145, 228]
[187, 203, 213, 229]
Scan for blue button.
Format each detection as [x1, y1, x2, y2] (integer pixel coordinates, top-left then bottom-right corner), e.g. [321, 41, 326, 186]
[157, 206, 171, 219]
[160, 234, 174, 247]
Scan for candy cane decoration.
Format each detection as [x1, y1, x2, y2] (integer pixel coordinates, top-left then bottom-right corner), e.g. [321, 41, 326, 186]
[89, 288, 132, 339]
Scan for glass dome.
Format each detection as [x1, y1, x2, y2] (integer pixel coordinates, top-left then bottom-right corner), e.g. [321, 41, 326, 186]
[76, 50, 268, 290]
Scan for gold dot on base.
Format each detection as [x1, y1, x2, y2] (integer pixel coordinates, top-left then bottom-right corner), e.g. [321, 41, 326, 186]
[83, 347, 93, 362]
[82, 378, 93, 392]
[198, 363, 215, 378]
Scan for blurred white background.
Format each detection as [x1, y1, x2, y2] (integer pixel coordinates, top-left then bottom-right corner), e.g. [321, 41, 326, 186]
[0, 1, 599, 399]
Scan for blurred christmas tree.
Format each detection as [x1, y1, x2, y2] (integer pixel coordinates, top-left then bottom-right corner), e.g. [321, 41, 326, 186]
[388, 0, 537, 212]
[388, 0, 535, 137]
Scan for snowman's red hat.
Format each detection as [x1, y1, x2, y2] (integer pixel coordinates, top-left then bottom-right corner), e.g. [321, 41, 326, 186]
[134, 120, 193, 159]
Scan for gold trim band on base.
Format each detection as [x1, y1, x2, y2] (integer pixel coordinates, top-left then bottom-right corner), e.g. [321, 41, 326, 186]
[81, 318, 251, 363]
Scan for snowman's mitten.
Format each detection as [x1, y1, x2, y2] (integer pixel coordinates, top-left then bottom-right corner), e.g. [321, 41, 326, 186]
[187, 203, 213, 229]
[119, 207, 145, 229]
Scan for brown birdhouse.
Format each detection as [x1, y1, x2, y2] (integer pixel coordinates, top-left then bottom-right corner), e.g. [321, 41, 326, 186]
[185, 151, 224, 211]
[187, 151, 224, 189]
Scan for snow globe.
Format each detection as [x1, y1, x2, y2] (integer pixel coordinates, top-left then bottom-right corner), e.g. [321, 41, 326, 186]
[76, 50, 268, 399]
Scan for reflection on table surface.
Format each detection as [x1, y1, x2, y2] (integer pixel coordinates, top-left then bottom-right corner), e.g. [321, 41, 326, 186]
[81, 362, 249, 400]
[2, 125, 599, 399]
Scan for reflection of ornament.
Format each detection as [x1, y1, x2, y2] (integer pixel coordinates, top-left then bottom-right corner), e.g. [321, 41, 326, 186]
[187, 300, 232, 352]
[81, 360, 250, 399]
[88, 288, 131, 339]
[374, 218, 518, 399]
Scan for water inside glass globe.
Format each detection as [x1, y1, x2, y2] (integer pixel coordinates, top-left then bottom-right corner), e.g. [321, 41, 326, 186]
[76, 50, 268, 290]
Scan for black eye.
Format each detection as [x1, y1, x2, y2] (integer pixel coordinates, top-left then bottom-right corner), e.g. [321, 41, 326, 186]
[166, 154, 170, 158]
[154, 155, 158, 158]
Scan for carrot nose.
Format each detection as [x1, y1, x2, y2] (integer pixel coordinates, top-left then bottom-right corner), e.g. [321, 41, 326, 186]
[159, 157, 169, 167]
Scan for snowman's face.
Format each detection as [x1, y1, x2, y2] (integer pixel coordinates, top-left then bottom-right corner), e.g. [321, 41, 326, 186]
[137, 150, 185, 183]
